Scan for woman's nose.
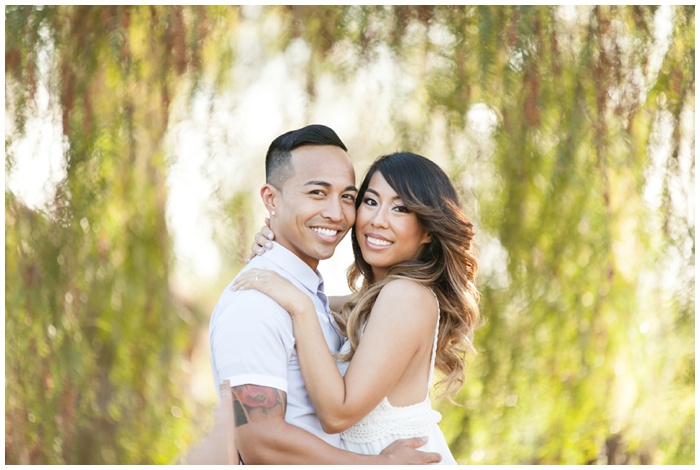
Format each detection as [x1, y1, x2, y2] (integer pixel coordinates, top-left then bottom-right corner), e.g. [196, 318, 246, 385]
[370, 208, 389, 228]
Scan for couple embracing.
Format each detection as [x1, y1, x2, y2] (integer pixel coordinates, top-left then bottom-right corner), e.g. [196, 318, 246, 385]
[209, 124, 480, 464]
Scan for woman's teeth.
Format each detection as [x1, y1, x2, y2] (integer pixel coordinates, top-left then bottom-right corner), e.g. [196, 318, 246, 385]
[367, 236, 392, 246]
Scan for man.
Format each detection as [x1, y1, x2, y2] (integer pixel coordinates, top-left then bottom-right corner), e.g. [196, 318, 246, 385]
[209, 125, 441, 464]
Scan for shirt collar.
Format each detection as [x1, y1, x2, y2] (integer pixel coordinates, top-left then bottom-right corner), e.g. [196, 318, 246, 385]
[259, 241, 324, 294]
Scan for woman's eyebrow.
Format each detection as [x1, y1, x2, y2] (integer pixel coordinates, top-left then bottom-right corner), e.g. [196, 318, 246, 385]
[365, 187, 401, 201]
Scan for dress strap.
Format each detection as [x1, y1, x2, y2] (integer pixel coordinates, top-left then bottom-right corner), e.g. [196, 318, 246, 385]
[426, 288, 441, 399]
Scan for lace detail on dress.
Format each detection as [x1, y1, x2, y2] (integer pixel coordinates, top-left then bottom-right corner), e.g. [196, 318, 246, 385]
[340, 396, 442, 443]
[338, 288, 443, 444]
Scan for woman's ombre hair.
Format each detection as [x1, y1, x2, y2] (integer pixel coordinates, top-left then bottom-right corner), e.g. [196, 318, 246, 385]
[333, 152, 481, 402]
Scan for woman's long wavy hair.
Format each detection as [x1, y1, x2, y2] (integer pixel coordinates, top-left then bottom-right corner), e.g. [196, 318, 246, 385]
[331, 152, 481, 402]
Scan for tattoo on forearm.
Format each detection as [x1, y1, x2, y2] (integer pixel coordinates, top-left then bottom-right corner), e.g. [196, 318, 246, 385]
[230, 384, 286, 428]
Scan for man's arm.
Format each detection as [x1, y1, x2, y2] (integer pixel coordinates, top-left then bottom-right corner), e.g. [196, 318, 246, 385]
[230, 384, 441, 464]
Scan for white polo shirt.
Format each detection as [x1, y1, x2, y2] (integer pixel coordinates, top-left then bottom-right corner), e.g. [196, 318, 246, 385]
[209, 242, 344, 447]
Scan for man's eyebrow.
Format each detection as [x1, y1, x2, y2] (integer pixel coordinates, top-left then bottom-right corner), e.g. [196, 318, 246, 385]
[304, 180, 358, 192]
[304, 180, 331, 187]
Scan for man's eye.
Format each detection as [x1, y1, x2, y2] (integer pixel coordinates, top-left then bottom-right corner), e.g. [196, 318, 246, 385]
[310, 190, 325, 196]
[342, 194, 356, 203]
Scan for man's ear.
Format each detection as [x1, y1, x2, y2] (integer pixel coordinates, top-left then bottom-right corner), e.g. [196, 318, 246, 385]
[260, 184, 278, 215]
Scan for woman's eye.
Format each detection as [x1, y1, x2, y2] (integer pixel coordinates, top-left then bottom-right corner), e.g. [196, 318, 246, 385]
[393, 205, 410, 213]
[363, 197, 377, 206]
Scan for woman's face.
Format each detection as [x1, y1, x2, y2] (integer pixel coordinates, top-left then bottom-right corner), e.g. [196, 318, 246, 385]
[355, 171, 431, 281]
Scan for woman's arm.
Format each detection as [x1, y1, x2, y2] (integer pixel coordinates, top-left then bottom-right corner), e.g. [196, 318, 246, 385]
[233, 271, 437, 433]
[303, 279, 438, 432]
[244, 220, 274, 264]
[243, 224, 349, 314]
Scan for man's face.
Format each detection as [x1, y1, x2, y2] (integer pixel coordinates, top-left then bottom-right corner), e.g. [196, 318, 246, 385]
[267, 145, 357, 270]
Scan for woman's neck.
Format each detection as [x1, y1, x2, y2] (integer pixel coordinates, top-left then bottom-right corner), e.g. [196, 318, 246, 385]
[370, 267, 388, 283]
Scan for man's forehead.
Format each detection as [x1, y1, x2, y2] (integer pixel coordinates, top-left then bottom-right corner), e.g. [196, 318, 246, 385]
[289, 146, 355, 181]
[290, 144, 352, 161]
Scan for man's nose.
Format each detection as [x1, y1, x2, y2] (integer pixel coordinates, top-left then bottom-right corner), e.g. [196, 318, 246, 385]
[322, 197, 344, 221]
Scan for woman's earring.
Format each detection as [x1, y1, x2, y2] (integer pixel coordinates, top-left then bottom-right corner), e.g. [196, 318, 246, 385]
[271, 210, 276, 216]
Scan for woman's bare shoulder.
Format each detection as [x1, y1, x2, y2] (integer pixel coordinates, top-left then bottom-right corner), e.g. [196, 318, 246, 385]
[379, 277, 434, 297]
[374, 278, 438, 322]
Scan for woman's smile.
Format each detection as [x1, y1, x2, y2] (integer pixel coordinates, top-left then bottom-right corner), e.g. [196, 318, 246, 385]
[364, 233, 394, 248]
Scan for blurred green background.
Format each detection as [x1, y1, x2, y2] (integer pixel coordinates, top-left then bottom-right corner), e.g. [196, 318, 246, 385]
[4, 5, 694, 464]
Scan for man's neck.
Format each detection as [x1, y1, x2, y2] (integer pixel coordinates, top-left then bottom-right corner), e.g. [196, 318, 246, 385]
[271, 240, 320, 272]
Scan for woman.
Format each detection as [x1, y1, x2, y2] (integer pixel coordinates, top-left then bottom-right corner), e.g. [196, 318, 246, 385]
[234, 152, 480, 463]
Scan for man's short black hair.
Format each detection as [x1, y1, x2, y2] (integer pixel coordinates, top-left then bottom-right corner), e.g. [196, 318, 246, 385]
[265, 124, 348, 188]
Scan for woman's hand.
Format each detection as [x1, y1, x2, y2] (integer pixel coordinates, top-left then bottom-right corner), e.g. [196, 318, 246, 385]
[233, 268, 315, 319]
[245, 218, 276, 264]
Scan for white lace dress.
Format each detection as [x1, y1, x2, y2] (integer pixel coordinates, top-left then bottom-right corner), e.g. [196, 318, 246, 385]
[335, 296, 457, 464]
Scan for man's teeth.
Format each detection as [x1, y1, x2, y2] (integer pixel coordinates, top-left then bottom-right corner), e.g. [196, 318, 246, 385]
[312, 227, 338, 236]
[367, 236, 392, 246]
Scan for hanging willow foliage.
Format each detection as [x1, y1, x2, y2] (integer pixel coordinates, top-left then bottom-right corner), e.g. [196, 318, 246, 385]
[5, 5, 694, 464]
[5, 5, 241, 464]
[259, 7, 694, 464]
